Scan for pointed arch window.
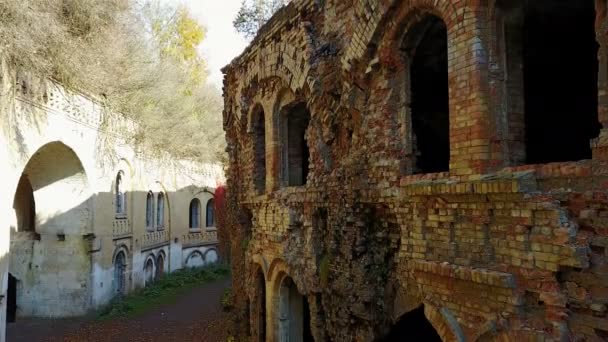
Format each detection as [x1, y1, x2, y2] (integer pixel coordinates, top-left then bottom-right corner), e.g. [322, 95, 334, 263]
[115, 171, 127, 217]
[189, 198, 201, 229]
[206, 198, 216, 228]
[156, 192, 165, 230]
[146, 191, 154, 231]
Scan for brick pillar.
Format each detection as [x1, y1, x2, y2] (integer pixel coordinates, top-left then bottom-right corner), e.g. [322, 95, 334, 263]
[593, 0, 608, 160]
[448, 4, 494, 177]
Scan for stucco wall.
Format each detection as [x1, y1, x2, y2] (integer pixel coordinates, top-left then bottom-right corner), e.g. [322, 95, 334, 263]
[0, 64, 224, 340]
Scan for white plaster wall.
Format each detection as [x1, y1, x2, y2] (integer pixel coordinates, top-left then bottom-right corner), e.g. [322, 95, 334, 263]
[0, 67, 223, 341]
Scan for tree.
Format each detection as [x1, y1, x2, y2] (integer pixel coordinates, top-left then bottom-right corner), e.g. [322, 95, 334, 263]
[0, 0, 226, 164]
[233, 0, 290, 39]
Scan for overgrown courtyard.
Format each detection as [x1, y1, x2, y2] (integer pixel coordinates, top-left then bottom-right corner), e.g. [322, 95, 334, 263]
[7, 265, 233, 342]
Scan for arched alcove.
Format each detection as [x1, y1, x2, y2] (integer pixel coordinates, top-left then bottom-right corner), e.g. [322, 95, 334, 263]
[144, 256, 155, 286]
[9, 141, 92, 318]
[252, 266, 267, 342]
[382, 305, 442, 341]
[113, 251, 127, 296]
[155, 252, 165, 280]
[277, 276, 313, 342]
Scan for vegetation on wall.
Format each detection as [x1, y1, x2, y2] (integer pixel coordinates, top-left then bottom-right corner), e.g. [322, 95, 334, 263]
[234, 0, 290, 39]
[0, 0, 225, 163]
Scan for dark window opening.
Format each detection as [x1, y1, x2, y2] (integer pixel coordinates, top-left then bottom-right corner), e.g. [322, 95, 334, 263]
[410, 16, 450, 174]
[253, 106, 266, 194]
[206, 199, 216, 227]
[283, 103, 311, 187]
[155, 254, 164, 280]
[255, 270, 266, 342]
[380, 305, 441, 341]
[7, 273, 17, 323]
[189, 199, 201, 229]
[114, 251, 126, 296]
[146, 192, 154, 230]
[303, 296, 313, 342]
[507, 0, 600, 163]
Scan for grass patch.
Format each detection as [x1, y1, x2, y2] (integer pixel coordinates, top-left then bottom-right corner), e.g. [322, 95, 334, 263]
[98, 263, 230, 320]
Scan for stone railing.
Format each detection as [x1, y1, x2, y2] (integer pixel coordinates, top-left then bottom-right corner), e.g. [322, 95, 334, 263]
[182, 230, 218, 247]
[142, 230, 169, 250]
[112, 219, 132, 239]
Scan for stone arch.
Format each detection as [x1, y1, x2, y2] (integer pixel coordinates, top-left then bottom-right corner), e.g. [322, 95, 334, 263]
[386, 301, 465, 342]
[203, 248, 218, 264]
[361, 6, 456, 175]
[250, 254, 269, 279]
[112, 158, 133, 218]
[249, 261, 267, 342]
[155, 250, 166, 280]
[344, 0, 464, 70]
[155, 180, 171, 227]
[9, 141, 93, 318]
[112, 245, 129, 296]
[185, 250, 205, 268]
[143, 253, 156, 286]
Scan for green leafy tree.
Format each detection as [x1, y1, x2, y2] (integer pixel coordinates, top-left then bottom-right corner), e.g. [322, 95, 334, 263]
[0, 0, 226, 163]
[233, 0, 290, 39]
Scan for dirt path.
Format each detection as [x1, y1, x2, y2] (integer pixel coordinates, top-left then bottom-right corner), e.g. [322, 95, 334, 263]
[7, 278, 231, 342]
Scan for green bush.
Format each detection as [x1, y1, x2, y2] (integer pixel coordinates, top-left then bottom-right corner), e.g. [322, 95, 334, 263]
[98, 263, 230, 320]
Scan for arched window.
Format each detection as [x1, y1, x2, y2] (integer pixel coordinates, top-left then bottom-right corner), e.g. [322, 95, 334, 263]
[407, 15, 450, 174]
[113, 251, 127, 296]
[252, 105, 266, 194]
[280, 103, 311, 187]
[206, 198, 216, 228]
[146, 191, 154, 230]
[156, 192, 165, 230]
[115, 171, 126, 216]
[189, 199, 201, 229]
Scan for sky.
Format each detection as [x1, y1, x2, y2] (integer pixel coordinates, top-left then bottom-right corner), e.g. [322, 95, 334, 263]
[165, 0, 249, 88]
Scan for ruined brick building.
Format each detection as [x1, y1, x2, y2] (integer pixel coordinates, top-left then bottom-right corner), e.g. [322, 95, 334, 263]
[222, 0, 608, 340]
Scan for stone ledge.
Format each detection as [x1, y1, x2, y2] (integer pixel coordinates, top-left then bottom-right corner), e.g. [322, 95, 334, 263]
[411, 260, 516, 289]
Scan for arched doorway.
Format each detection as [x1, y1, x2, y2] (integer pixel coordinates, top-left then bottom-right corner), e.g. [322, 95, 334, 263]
[144, 257, 155, 286]
[253, 268, 266, 342]
[113, 251, 127, 296]
[155, 253, 165, 280]
[6, 274, 17, 323]
[10, 142, 92, 318]
[278, 276, 313, 342]
[381, 305, 441, 341]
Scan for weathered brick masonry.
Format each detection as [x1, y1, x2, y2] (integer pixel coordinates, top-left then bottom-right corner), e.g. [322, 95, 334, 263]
[223, 0, 608, 340]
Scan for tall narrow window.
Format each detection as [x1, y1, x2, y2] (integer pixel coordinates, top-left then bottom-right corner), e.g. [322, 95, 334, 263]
[498, 0, 600, 164]
[252, 105, 266, 194]
[408, 15, 450, 174]
[281, 103, 311, 187]
[146, 191, 154, 231]
[115, 171, 126, 216]
[189, 198, 201, 229]
[156, 192, 165, 230]
[206, 198, 215, 228]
